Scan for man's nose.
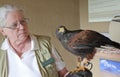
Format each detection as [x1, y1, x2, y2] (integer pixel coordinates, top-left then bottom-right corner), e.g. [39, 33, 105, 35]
[18, 22, 25, 29]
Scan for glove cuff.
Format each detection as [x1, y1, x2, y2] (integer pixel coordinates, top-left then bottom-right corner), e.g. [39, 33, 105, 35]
[55, 61, 65, 71]
[64, 72, 70, 77]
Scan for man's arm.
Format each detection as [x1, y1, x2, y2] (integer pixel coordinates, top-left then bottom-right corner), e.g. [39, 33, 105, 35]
[58, 67, 69, 77]
[51, 46, 69, 77]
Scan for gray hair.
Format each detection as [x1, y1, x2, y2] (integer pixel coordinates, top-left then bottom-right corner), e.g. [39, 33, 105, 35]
[0, 4, 23, 28]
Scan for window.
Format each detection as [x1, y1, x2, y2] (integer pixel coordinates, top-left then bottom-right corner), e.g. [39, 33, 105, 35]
[88, 0, 120, 22]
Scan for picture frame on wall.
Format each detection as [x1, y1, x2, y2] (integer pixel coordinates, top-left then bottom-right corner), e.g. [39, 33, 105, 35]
[100, 58, 120, 77]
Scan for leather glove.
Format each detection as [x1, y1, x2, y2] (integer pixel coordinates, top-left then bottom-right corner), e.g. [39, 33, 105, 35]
[66, 69, 92, 77]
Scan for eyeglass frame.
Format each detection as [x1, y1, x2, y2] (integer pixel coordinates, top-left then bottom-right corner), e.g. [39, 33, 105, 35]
[2, 18, 29, 30]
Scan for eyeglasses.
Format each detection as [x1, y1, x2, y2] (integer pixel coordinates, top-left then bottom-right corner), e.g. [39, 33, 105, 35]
[3, 18, 29, 30]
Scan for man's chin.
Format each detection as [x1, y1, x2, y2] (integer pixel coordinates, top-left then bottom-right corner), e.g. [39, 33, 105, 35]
[13, 36, 29, 45]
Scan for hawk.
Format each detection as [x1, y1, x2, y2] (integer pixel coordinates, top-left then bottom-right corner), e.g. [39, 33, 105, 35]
[55, 25, 120, 72]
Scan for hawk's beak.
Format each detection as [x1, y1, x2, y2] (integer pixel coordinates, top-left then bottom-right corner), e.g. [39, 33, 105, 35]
[59, 28, 64, 32]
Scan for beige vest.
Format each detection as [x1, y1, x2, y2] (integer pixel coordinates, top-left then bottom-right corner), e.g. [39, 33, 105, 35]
[0, 35, 59, 77]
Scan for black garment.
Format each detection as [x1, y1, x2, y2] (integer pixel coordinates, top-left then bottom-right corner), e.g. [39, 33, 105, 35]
[66, 69, 92, 77]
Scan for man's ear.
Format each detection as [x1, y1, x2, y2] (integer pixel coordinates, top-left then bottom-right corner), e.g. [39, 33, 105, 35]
[0, 28, 6, 36]
[0, 28, 3, 33]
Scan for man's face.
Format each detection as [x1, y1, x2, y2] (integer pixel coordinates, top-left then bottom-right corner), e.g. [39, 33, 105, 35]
[2, 11, 29, 44]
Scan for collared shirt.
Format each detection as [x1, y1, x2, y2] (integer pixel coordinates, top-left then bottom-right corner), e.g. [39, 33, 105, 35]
[1, 35, 65, 77]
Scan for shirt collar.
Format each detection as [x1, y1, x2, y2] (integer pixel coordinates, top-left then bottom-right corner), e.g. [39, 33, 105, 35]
[1, 38, 10, 50]
[30, 34, 39, 50]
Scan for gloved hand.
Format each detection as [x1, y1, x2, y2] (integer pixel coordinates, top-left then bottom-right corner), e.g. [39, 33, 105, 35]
[66, 69, 92, 77]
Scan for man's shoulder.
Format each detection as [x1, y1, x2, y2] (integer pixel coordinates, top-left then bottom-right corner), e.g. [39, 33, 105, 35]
[33, 34, 51, 42]
[33, 34, 50, 38]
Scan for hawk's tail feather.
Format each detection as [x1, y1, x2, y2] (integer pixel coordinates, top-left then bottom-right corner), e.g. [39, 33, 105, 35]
[110, 41, 120, 49]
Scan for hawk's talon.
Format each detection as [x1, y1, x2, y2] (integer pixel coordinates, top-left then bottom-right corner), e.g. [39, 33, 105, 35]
[71, 66, 87, 73]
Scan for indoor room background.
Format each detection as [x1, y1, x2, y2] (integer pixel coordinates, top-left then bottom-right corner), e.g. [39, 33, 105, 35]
[0, 0, 120, 77]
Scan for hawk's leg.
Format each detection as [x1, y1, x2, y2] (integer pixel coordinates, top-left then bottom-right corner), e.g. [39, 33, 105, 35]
[71, 57, 91, 73]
